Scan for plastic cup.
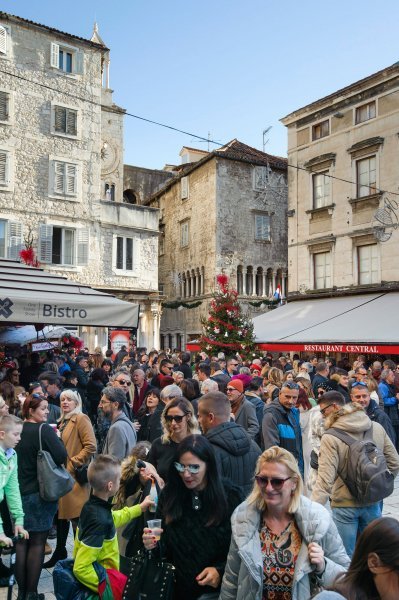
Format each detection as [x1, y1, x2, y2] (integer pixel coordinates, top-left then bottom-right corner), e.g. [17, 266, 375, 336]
[49, 424, 58, 432]
[147, 519, 162, 541]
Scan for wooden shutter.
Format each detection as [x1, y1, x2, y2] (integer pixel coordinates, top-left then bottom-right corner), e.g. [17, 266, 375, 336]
[66, 109, 77, 135]
[0, 91, 9, 121]
[133, 237, 141, 273]
[50, 43, 60, 68]
[38, 224, 53, 263]
[7, 221, 23, 260]
[181, 177, 189, 200]
[54, 106, 66, 132]
[0, 26, 7, 55]
[74, 51, 84, 75]
[76, 228, 89, 266]
[0, 151, 7, 184]
[53, 161, 65, 193]
[66, 163, 77, 194]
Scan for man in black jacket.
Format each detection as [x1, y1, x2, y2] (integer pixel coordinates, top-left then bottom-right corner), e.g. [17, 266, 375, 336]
[198, 392, 260, 496]
[350, 381, 396, 444]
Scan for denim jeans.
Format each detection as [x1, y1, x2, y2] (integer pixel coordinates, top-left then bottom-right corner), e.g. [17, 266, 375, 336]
[332, 503, 382, 557]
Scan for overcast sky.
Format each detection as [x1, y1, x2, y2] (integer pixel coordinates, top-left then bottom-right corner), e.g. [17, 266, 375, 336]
[2, 0, 398, 169]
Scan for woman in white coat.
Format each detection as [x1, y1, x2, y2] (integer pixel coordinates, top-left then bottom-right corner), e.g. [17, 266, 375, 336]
[219, 446, 349, 600]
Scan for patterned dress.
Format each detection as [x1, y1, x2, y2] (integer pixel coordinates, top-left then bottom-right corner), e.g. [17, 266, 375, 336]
[260, 519, 302, 600]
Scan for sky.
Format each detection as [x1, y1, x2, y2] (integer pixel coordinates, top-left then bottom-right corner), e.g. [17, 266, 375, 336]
[2, 0, 399, 169]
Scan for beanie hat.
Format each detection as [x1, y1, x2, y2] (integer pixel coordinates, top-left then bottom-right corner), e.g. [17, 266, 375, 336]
[232, 373, 252, 389]
[250, 363, 261, 373]
[228, 379, 244, 393]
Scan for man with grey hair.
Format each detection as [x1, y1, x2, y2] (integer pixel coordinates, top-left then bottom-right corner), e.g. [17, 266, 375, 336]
[160, 384, 182, 403]
[99, 387, 136, 459]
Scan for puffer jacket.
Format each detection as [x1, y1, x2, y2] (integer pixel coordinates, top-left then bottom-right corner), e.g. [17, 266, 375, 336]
[262, 399, 304, 476]
[205, 422, 261, 496]
[311, 403, 399, 507]
[219, 495, 349, 600]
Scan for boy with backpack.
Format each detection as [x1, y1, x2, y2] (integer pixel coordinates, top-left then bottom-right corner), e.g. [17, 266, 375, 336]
[72, 455, 154, 597]
[311, 391, 399, 558]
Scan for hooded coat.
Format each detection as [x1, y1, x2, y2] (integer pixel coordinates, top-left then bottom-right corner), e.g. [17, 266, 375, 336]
[205, 422, 261, 496]
[219, 495, 349, 600]
[311, 403, 399, 507]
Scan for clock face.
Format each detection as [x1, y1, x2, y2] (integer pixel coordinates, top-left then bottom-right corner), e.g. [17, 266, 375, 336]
[101, 140, 119, 174]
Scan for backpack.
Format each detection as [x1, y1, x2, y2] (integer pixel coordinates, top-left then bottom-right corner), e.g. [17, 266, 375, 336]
[324, 426, 394, 504]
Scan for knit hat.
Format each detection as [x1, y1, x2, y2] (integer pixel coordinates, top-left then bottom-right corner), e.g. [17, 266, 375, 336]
[232, 373, 252, 389]
[228, 379, 244, 393]
[250, 363, 261, 373]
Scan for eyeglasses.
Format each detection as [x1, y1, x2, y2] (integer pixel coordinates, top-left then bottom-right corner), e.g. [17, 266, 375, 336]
[255, 475, 292, 489]
[165, 414, 185, 423]
[226, 387, 239, 392]
[174, 462, 201, 474]
[351, 381, 368, 388]
[116, 380, 131, 386]
[320, 403, 335, 416]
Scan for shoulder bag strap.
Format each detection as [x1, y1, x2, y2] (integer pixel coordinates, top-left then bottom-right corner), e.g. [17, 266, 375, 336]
[38, 423, 44, 451]
[324, 427, 357, 445]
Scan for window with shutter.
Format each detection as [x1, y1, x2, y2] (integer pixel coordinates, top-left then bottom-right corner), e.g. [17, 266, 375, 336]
[0, 221, 6, 258]
[0, 151, 8, 185]
[50, 42, 82, 74]
[7, 221, 23, 260]
[38, 224, 53, 263]
[66, 109, 77, 135]
[255, 214, 271, 241]
[76, 229, 89, 266]
[0, 26, 7, 55]
[181, 177, 189, 200]
[51, 160, 78, 197]
[50, 43, 60, 68]
[115, 236, 137, 272]
[54, 106, 77, 136]
[0, 91, 9, 121]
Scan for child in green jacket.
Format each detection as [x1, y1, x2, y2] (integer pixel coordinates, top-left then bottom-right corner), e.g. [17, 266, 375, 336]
[73, 454, 154, 593]
[0, 415, 28, 546]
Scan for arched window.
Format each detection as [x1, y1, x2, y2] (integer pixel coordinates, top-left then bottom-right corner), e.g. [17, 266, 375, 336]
[105, 183, 115, 201]
[123, 189, 137, 204]
[237, 266, 243, 294]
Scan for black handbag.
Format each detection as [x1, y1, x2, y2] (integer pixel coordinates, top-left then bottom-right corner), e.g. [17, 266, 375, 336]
[37, 424, 75, 502]
[74, 464, 89, 485]
[122, 549, 175, 600]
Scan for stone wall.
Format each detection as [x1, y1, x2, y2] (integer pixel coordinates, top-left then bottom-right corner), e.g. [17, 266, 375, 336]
[124, 164, 174, 205]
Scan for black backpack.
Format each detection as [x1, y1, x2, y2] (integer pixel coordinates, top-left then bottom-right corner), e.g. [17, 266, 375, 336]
[324, 426, 394, 504]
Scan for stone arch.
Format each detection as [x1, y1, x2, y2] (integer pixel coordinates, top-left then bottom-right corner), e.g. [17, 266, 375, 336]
[123, 189, 138, 204]
[237, 265, 243, 295]
[256, 267, 263, 296]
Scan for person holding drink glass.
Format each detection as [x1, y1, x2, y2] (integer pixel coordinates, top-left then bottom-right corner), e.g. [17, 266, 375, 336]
[143, 434, 242, 600]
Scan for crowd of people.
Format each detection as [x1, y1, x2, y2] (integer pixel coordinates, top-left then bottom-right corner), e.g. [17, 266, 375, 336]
[0, 345, 398, 599]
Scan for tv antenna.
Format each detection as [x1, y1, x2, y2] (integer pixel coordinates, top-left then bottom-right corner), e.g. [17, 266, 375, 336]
[190, 131, 221, 152]
[263, 126, 272, 152]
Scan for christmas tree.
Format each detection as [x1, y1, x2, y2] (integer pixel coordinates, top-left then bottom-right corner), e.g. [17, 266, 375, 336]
[199, 274, 256, 359]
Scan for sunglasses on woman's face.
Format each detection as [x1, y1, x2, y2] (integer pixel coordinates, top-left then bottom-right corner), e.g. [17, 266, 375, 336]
[174, 462, 201, 474]
[164, 414, 185, 423]
[117, 379, 131, 386]
[255, 475, 292, 490]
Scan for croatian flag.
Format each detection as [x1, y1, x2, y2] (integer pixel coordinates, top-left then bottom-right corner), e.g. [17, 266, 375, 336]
[273, 284, 282, 301]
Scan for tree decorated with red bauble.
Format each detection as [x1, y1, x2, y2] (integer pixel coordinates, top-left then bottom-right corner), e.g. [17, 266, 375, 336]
[199, 274, 256, 359]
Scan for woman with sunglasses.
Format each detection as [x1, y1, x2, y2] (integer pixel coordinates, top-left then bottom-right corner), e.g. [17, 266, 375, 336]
[313, 516, 399, 600]
[220, 446, 349, 600]
[143, 435, 242, 600]
[147, 396, 200, 481]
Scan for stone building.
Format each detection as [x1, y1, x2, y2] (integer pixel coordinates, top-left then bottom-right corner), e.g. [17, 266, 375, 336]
[0, 12, 160, 350]
[281, 61, 399, 298]
[123, 164, 174, 206]
[147, 140, 288, 350]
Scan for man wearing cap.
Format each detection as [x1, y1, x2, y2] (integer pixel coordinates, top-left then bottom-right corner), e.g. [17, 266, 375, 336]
[226, 379, 259, 440]
[262, 381, 304, 477]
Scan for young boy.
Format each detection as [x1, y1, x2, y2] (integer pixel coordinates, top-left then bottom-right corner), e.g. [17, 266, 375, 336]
[73, 454, 154, 593]
[0, 415, 29, 546]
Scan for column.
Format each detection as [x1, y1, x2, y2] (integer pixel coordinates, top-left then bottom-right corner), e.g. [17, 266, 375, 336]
[242, 268, 247, 295]
[151, 302, 161, 349]
[263, 273, 267, 297]
[282, 272, 287, 298]
[252, 272, 257, 296]
[272, 271, 277, 294]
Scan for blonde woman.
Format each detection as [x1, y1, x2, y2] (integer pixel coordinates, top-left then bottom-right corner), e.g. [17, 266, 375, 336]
[44, 389, 96, 568]
[220, 447, 349, 600]
[147, 396, 200, 481]
[263, 367, 283, 403]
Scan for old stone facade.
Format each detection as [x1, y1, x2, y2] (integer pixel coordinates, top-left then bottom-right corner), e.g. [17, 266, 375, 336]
[123, 164, 174, 206]
[281, 62, 399, 298]
[0, 13, 160, 350]
[149, 140, 288, 350]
